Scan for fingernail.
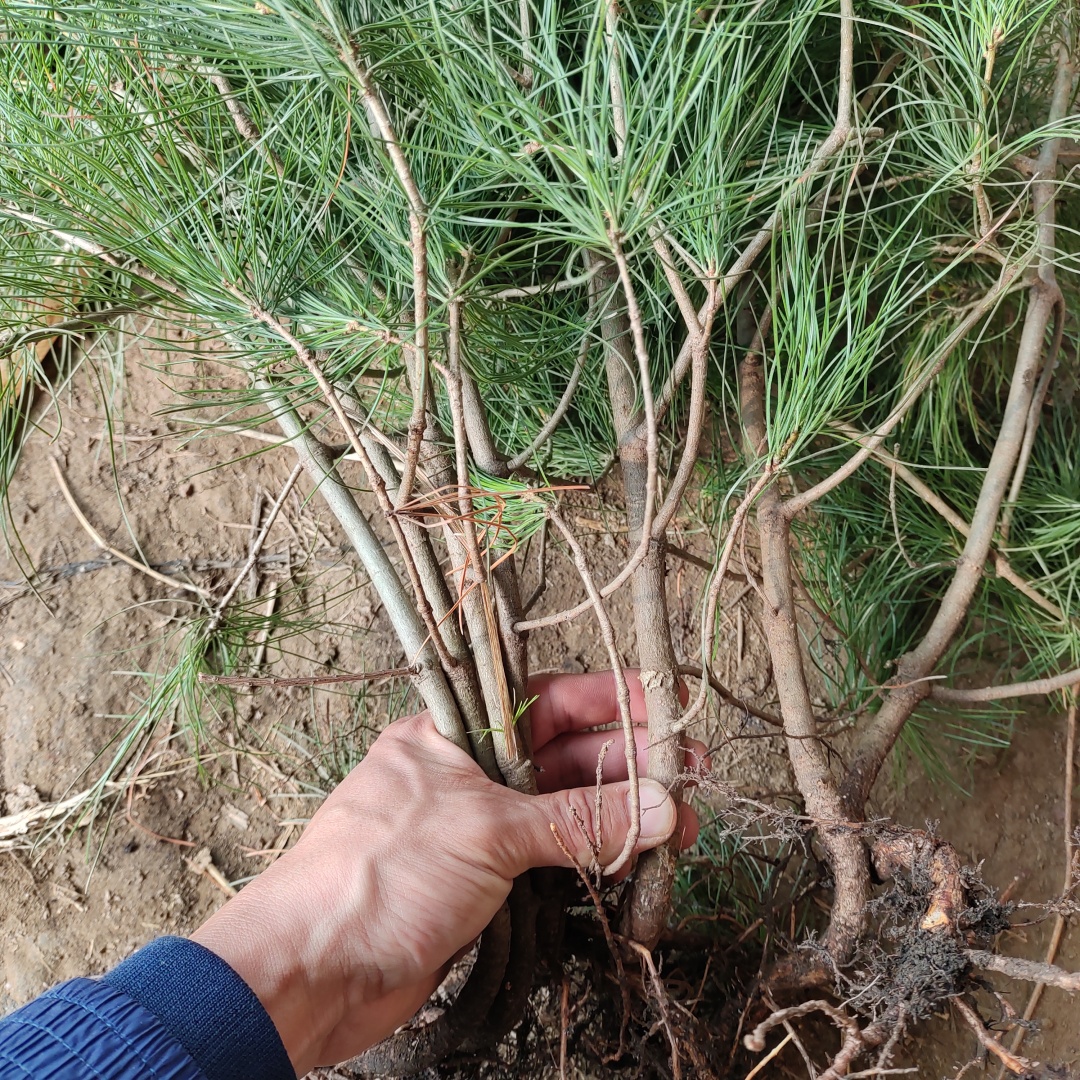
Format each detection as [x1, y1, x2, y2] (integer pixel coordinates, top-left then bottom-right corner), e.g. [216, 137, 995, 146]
[635, 779, 677, 842]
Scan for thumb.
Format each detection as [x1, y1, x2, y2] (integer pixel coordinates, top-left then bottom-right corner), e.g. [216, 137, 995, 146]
[500, 778, 678, 877]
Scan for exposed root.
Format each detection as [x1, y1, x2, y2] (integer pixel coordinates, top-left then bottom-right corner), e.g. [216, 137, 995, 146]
[951, 996, 1062, 1080]
[461, 876, 541, 1050]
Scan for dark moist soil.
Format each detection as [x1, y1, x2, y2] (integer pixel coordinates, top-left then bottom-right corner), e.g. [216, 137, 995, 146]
[1, 346, 1077, 1078]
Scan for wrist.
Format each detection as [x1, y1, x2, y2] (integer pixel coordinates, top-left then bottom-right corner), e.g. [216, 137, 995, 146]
[191, 854, 352, 1075]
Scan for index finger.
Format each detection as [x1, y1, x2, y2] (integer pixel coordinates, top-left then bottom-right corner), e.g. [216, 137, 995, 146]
[525, 670, 689, 750]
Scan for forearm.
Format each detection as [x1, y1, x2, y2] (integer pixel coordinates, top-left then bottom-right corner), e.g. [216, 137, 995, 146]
[0, 936, 295, 1080]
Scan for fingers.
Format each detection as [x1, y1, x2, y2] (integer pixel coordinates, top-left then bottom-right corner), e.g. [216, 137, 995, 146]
[605, 803, 699, 883]
[675, 801, 700, 850]
[533, 729, 710, 792]
[526, 670, 690, 749]
[499, 777, 678, 877]
[526, 671, 648, 748]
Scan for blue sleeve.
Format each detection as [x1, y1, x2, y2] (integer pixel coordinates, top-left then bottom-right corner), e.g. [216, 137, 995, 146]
[0, 937, 296, 1080]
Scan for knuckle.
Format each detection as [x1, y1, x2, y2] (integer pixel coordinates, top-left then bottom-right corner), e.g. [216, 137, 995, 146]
[558, 787, 605, 859]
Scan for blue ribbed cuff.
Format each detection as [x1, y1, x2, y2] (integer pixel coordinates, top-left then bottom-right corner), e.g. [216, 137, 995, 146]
[104, 936, 295, 1080]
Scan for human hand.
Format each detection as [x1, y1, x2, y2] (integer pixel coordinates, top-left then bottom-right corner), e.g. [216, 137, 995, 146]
[192, 669, 706, 1075]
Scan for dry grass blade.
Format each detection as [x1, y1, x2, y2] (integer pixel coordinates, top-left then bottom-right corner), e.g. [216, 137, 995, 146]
[50, 457, 210, 598]
[996, 692, 1078, 1072]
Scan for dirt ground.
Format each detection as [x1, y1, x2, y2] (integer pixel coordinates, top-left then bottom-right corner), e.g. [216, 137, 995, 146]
[0, 340, 1077, 1076]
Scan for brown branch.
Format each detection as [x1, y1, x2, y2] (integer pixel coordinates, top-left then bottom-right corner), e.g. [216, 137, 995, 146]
[967, 949, 1080, 993]
[197, 63, 285, 177]
[930, 668, 1080, 703]
[783, 268, 1021, 519]
[839, 42, 1077, 814]
[950, 997, 1052, 1079]
[436, 286, 534, 787]
[648, 225, 703, 341]
[675, 664, 782, 728]
[739, 314, 870, 962]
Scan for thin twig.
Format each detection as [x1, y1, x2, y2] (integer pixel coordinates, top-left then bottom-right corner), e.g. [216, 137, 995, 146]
[675, 664, 782, 729]
[784, 268, 1020, 518]
[50, 457, 209, 598]
[206, 462, 302, 634]
[1, 205, 179, 298]
[550, 822, 630, 1056]
[506, 327, 591, 471]
[547, 509, 640, 875]
[558, 976, 569, 1080]
[743, 1031, 793, 1080]
[198, 666, 414, 688]
[951, 997, 1047, 1078]
[648, 0, 858, 430]
[197, 63, 285, 177]
[603, 0, 627, 159]
[830, 423, 1066, 622]
[888, 445, 918, 569]
[930, 668, 1080, 703]
[679, 452, 786, 733]
[651, 282, 718, 538]
[0, 305, 143, 359]
[627, 939, 682, 1080]
[186, 846, 237, 897]
[483, 266, 599, 300]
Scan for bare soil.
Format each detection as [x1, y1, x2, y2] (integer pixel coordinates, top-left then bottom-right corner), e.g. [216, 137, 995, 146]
[0, 346, 1076, 1076]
